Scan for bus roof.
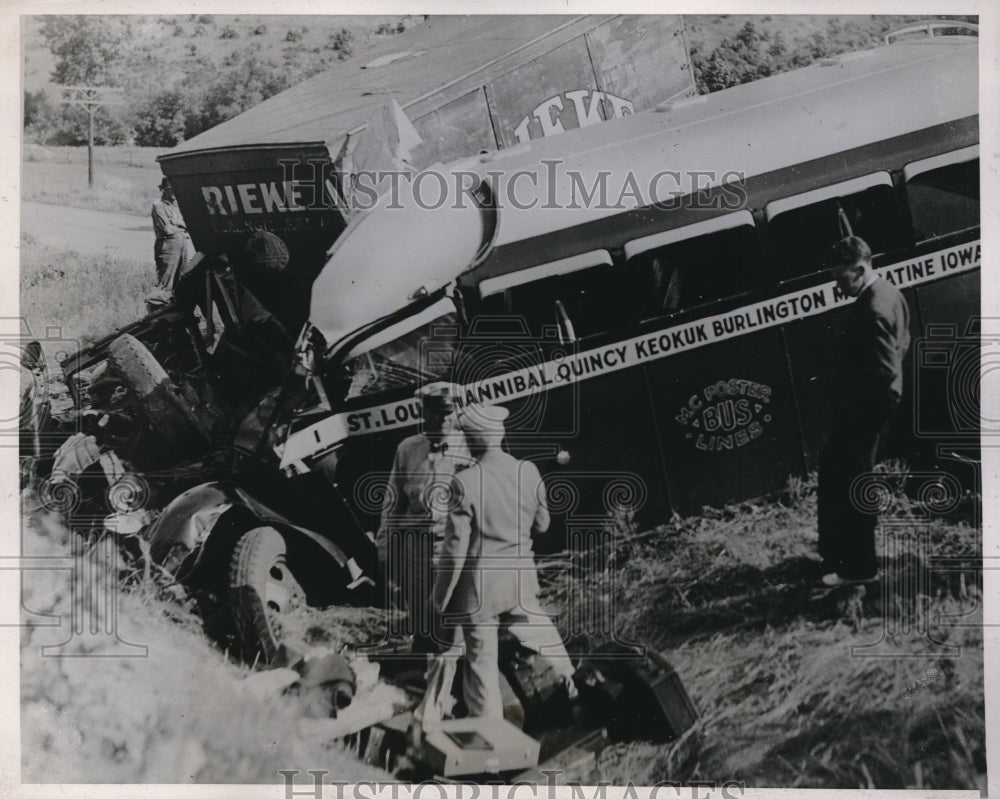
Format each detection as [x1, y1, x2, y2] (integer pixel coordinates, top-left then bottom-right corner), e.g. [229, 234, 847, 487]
[463, 39, 978, 249]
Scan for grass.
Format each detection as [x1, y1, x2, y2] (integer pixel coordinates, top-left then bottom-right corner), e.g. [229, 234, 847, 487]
[21, 465, 983, 785]
[23, 144, 171, 166]
[20, 233, 154, 353]
[22, 159, 162, 216]
[539, 475, 985, 790]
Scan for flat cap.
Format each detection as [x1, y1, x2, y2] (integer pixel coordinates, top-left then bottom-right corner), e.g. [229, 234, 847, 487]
[459, 403, 509, 433]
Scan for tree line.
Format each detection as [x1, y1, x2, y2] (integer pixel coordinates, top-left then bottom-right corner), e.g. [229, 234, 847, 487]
[688, 16, 977, 94]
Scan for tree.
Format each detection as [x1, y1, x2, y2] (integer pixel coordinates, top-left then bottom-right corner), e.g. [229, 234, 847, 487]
[186, 56, 291, 136]
[39, 17, 133, 182]
[39, 16, 131, 86]
[132, 88, 188, 147]
[694, 21, 777, 93]
[23, 89, 60, 144]
[327, 28, 354, 60]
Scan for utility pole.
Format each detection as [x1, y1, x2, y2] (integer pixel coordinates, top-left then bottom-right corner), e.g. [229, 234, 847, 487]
[56, 86, 124, 188]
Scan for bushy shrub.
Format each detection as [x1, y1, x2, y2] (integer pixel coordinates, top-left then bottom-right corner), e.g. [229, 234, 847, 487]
[375, 20, 406, 35]
[327, 28, 354, 60]
[691, 17, 920, 94]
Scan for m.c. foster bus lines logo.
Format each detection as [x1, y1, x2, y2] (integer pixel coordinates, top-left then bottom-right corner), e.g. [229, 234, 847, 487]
[674, 379, 773, 452]
[512, 89, 635, 144]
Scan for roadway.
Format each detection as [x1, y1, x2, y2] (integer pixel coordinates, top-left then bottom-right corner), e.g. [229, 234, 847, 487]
[20, 201, 153, 264]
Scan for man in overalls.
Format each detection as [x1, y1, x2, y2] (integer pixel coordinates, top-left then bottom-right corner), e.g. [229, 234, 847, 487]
[151, 178, 195, 291]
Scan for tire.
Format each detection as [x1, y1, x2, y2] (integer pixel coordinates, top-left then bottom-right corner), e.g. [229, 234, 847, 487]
[106, 333, 209, 449]
[229, 526, 305, 667]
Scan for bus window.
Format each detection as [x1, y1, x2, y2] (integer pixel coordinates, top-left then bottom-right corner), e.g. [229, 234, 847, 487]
[766, 172, 907, 280]
[624, 210, 761, 319]
[478, 251, 621, 341]
[904, 147, 979, 243]
[338, 306, 458, 399]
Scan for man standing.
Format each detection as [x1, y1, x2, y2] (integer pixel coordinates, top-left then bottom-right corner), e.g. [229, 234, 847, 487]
[377, 382, 472, 652]
[818, 236, 911, 586]
[432, 403, 576, 719]
[151, 178, 195, 291]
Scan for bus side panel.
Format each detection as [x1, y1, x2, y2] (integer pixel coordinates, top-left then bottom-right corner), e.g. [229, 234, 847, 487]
[910, 268, 981, 450]
[641, 326, 805, 514]
[780, 309, 842, 472]
[503, 368, 672, 553]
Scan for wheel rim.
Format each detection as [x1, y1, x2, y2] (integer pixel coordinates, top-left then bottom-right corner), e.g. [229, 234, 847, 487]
[84, 378, 144, 449]
[262, 554, 305, 632]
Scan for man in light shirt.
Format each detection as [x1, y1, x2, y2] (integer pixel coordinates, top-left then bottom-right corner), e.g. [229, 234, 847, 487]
[151, 178, 195, 291]
[431, 403, 576, 719]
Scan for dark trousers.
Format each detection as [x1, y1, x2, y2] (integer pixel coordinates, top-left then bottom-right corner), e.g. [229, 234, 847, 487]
[817, 394, 899, 579]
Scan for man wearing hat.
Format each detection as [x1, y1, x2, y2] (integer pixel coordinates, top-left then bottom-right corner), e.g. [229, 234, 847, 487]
[817, 235, 911, 586]
[431, 402, 576, 719]
[377, 382, 472, 653]
[151, 178, 195, 291]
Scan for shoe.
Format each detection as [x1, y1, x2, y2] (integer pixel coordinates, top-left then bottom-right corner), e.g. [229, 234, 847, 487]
[821, 572, 879, 587]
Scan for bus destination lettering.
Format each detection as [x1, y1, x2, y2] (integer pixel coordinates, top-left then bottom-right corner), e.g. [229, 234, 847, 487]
[281, 239, 980, 472]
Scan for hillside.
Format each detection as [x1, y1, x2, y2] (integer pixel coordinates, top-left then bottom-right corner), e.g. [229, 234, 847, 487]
[22, 14, 976, 148]
[22, 14, 424, 94]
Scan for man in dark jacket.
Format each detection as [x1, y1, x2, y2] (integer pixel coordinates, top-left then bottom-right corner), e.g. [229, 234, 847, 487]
[818, 236, 911, 586]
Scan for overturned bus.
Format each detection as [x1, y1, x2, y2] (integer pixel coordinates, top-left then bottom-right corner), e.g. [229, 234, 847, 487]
[52, 26, 979, 665]
[278, 31, 980, 531]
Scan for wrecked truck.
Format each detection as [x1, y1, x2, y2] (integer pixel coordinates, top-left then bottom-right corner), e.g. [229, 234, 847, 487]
[37, 178, 498, 667]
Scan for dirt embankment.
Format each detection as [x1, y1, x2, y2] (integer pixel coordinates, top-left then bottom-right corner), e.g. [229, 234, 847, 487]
[19, 500, 389, 784]
[17, 472, 987, 788]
